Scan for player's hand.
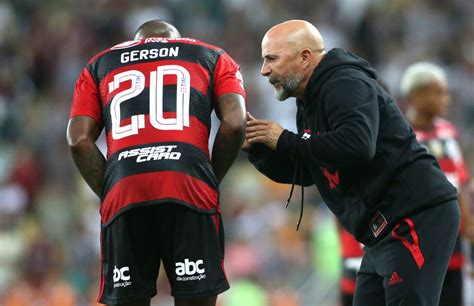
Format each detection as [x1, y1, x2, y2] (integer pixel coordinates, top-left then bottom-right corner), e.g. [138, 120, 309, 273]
[241, 112, 255, 151]
[246, 114, 284, 151]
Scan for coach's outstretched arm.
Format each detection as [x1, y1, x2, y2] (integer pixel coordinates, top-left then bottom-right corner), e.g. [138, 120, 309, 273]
[247, 79, 379, 166]
[212, 93, 246, 184]
[67, 116, 105, 198]
[277, 78, 379, 165]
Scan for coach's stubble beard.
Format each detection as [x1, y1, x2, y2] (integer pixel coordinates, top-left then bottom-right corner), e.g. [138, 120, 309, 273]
[270, 68, 304, 101]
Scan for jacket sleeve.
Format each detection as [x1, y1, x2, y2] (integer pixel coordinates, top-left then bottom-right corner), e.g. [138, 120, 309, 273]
[247, 143, 314, 186]
[277, 77, 379, 165]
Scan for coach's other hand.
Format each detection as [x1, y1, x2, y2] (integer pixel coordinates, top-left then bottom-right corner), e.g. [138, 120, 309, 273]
[246, 113, 284, 150]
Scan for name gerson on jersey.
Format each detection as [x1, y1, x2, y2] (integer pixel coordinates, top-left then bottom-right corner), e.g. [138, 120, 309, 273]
[70, 38, 246, 225]
[120, 46, 180, 63]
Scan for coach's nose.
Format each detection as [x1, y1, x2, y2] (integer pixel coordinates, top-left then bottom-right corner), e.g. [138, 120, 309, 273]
[261, 62, 271, 77]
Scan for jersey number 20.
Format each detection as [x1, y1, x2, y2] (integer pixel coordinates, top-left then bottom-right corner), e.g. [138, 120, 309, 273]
[108, 65, 190, 140]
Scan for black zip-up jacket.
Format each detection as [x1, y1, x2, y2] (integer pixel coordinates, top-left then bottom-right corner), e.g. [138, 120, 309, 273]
[248, 48, 457, 246]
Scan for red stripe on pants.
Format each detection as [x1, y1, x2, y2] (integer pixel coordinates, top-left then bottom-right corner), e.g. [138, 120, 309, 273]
[391, 218, 425, 269]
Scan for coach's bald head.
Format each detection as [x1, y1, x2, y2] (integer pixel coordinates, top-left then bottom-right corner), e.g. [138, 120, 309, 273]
[261, 20, 325, 100]
[134, 20, 181, 40]
[263, 20, 325, 55]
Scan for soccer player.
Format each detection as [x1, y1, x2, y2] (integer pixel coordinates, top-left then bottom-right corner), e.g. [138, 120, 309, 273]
[67, 20, 246, 306]
[245, 20, 459, 305]
[401, 62, 473, 306]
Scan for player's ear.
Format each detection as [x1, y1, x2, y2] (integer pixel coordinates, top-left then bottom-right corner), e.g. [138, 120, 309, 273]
[301, 48, 312, 65]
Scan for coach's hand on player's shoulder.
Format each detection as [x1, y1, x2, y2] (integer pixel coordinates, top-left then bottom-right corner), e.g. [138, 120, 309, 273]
[245, 112, 284, 151]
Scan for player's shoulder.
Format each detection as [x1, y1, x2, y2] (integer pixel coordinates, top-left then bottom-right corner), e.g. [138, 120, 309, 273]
[164, 37, 224, 52]
[87, 37, 227, 64]
[434, 117, 459, 136]
[85, 39, 143, 65]
[434, 117, 457, 130]
[163, 37, 230, 58]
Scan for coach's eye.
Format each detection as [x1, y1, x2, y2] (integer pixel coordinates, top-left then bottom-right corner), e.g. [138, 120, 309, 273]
[263, 55, 277, 63]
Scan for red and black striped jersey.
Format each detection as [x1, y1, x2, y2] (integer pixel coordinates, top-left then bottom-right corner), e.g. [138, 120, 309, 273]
[413, 118, 469, 191]
[70, 37, 246, 225]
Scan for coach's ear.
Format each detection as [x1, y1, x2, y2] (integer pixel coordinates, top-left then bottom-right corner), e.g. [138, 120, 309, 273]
[300, 48, 313, 68]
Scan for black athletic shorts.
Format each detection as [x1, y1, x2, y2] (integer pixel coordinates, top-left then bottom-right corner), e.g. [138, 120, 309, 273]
[97, 204, 229, 305]
[438, 233, 463, 306]
[354, 199, 460, 306]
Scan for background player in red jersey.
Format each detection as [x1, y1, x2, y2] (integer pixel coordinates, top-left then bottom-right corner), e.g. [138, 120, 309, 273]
[401, 62, 473, 306]
[67, 20, 246, 306]
[338, 225, 363, 306]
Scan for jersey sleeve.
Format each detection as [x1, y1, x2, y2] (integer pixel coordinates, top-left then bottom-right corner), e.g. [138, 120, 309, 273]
[213, 52, 247, 99]
[70, 66, 102, 124]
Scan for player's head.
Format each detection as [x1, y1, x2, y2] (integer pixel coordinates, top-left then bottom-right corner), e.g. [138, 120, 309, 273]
[400, 62, 449, 118]
[134, 20, 181, 40]
[261, 20, 325, 101]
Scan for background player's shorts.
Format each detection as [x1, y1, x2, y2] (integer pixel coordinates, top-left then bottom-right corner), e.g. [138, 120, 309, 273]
[340, 257, 362, 306]
[438, 234, 463, 306]
[98, 204, 229, 305]
[439, 269, 463, 306]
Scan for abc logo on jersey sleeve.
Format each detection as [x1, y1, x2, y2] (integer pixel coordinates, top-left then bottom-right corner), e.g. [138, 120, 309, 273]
[175, 259, 206, 281]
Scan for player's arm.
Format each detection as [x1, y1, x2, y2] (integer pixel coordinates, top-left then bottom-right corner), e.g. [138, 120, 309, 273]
[68, 65, 104, 198]
[212, 93, 246, 184]
[460, 187, 473, 234]
[67, 116, 105, 198]
[458, 169, 474, 242]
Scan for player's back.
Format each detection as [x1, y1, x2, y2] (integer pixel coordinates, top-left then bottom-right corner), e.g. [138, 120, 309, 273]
[71, 37, 245, 225]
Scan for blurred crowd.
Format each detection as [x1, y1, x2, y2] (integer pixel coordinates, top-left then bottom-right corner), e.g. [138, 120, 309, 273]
[0, 0, 473, 305]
